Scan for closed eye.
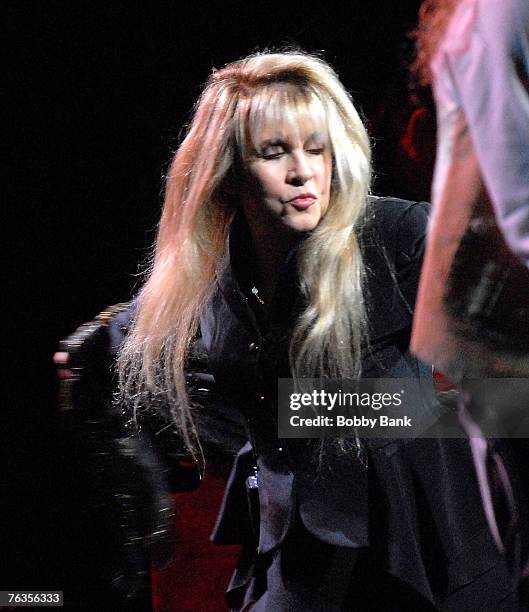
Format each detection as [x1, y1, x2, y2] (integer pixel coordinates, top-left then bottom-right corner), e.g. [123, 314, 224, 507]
[306, 147, 324, 155]
[262, 151, 284, 160]
[258, 138, 287, 160]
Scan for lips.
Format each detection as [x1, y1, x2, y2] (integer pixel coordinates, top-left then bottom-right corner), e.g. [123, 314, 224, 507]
[288, 193, 316, 210]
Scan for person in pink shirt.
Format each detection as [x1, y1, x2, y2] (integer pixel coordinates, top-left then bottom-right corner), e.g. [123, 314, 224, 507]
[411, 0, 529, 593]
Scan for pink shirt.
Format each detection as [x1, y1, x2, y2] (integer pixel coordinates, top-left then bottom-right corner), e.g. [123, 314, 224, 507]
[431, 0, 529, 267]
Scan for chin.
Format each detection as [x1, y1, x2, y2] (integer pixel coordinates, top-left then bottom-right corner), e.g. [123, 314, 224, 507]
[282, 210, 322, 233]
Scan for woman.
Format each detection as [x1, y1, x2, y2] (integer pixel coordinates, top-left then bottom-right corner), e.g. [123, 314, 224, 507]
[58, 51, 518, 609]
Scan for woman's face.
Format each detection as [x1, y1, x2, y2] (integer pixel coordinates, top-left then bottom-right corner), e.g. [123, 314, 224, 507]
[242, 123, 332, 235]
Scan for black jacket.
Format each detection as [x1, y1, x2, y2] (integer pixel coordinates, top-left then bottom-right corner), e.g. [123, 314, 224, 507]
[203, 196, 434, 554]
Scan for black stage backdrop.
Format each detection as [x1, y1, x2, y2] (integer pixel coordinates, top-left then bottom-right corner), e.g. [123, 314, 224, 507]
[5, 0, 425, 597]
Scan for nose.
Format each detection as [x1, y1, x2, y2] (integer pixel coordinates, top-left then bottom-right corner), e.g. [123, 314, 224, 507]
[287, 152, 313, 186]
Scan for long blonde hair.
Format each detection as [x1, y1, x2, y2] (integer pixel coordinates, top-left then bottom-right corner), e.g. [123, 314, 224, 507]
[118, 51, 372, 460]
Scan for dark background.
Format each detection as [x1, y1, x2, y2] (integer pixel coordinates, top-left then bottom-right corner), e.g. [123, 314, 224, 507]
[5, 0, 426, 595]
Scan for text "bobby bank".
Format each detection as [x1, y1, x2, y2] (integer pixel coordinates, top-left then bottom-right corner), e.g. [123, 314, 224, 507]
[290, 415, 413, 428]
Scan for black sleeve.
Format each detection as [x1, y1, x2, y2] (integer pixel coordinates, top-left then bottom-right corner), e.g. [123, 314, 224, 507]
[362, 197, 430, 340]
[57, 304, 178, 602]
[394, 199, 429, 313]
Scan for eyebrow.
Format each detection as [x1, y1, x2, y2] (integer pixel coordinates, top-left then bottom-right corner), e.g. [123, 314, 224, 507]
[259, 138, 285, 149]
[258, 132, 327, 149]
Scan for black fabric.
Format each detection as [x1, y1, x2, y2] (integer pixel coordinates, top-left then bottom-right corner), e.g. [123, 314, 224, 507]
[252, 518, 439, 612]
[95, 196, 519, 609]
[206, 197, 437, 553]
[58, 306, 171, 610]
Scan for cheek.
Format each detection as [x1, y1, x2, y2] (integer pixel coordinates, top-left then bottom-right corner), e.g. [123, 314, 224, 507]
[247, 167, 276, 199]
[243, 168, 284, 219]
[257, 169, 283, 199]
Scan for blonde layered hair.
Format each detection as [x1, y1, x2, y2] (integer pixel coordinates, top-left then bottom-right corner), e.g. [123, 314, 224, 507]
[118, 52, 372, 459]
